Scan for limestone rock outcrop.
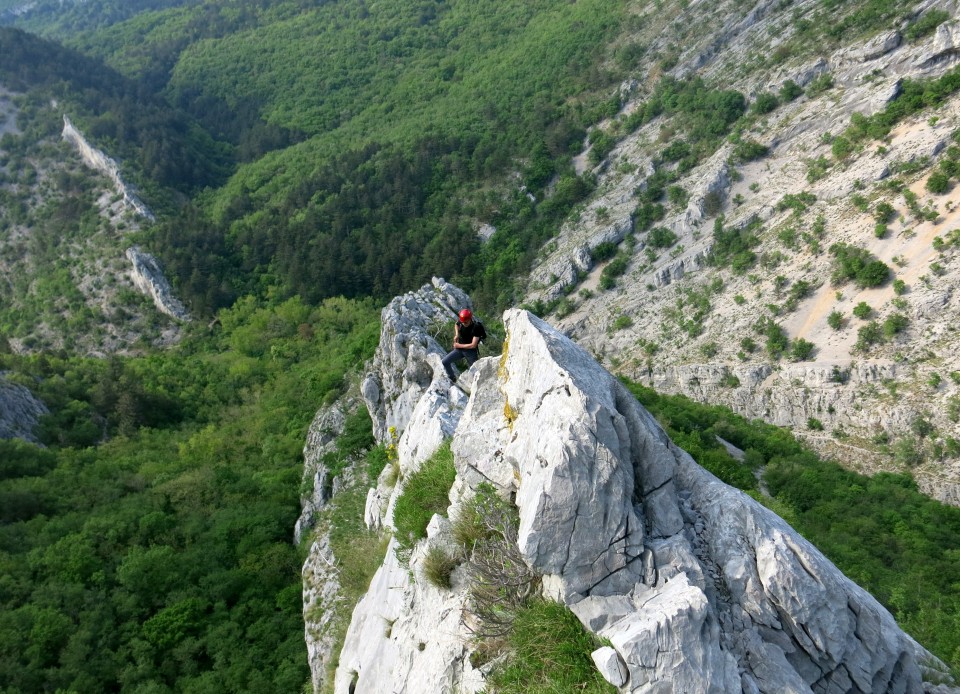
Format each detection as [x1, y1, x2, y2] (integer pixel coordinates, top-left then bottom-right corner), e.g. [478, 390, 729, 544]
[125, 247, 190, 322]
[61, 116, 155, 221]
[325, 285, 951, 693]
[361, 277, 473, 443]
[0, 375, 48, 444]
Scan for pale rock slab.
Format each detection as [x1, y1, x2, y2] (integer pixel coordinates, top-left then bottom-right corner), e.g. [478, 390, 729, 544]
[62, 116, 155, 221]
[125, 247, 191, 322]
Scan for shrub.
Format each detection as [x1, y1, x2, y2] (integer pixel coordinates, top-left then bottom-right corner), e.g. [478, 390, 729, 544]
[874, 223, 888, 239]
[855, 321, 883, 352]
[882, 313, 909, 339]
[733, 138, 769, 162]
[648, 227, 679, 249]
[927, 171, 951, 194]
[587, 130, 616, 165]
[752, 92, 780, 115]
[827, 311, 844, 330]
[758, 318, 788, 359]
[779, 80, 803, 102]
[461, 486, 539, 639]
[700, 342, 719, 359]
[611, 314, 633, 331]
[393, 441, 457, 556]
[874, 201, 896, 223]
[599, 253, 630, 289]
[720, 371, 740, 388]
[828, 243, 890, 288]
[853, 302, 872, 319]
[790, 338, 815, 361]
[808, 417, 824, 431]
[905, 9, 951, 41]
[590, 241, 618, 262]
[806, 73, 834, 97]
[832, 136, 854, 160]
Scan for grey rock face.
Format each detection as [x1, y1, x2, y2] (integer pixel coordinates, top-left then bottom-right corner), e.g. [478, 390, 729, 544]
[361, 277, 472, 443]
[329, 294, 950, 693]
[0, 375, 48, 443]
[125, 247, 190, 321]
[62, 116, 155, 221]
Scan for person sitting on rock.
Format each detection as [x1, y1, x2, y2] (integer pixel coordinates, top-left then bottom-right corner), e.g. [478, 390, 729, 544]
[442, 309, 486, 383]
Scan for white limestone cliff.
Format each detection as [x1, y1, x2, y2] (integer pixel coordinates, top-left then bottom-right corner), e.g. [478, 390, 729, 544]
[125, 247, 190, 322]
[322, 282, 954, 693]
[61, 116, 155, 221]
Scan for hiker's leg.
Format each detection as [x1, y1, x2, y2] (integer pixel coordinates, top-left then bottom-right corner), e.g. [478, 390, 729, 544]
[463, 349, 479, 368]
[442, 349, 463, 380]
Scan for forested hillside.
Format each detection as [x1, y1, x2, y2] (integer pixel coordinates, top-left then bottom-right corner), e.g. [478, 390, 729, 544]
[0, 296, 379, 692]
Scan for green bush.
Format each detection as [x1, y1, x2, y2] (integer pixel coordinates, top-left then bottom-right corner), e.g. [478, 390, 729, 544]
[893, 279, 907, 295]
[790, 338, 815, 361]
[599, 253, 631, 289]
[927, 171, 951, 194]
[751, 92, 779, 115]
[807, 417, 824, 431]
[827, 310, 844, 330]
[905, 10, 951, 41]
[832, 135, 854, 160]
[393, 440, 457, 555]
[829, 243, 890, 288]
[733, 138, 769, 162]
[647, 227, 679, 249]
[779, 80, 803, 102]
[853, 302, 872, 319]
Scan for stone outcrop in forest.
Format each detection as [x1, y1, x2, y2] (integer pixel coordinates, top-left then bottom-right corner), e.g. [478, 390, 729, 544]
[0, 375, 47, 443]
[125, 247, 190, 322]
[61, 116, 154, 221]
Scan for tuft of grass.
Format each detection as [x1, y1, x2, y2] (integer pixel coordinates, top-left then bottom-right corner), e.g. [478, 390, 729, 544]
[422, 545, 459, 590]
[487, 599, 616, 694]
[392, 440, 456, 555]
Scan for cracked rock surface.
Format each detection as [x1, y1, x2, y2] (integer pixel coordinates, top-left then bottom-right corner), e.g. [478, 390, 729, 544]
[327, 287, 951, 693]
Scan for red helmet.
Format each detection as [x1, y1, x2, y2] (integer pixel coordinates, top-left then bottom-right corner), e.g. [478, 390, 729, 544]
[458, 309, 473, 322]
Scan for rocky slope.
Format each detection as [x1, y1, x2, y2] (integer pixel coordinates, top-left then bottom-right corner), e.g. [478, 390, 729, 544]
[0, 90, 186, 354]
[307, 279, 955, 694]
[522, 0, 960, 504]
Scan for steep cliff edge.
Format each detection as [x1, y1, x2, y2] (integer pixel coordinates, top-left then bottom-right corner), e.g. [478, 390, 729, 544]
[313, 282, 954, 693]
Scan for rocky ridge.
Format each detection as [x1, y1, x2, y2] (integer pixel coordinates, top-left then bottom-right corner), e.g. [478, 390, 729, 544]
[302, 278, 477, 691]
[523, 0, 960, 503]
[310, 280, 954, 694]
[62, 116, 154, 222]
[125, 247, 190, 322]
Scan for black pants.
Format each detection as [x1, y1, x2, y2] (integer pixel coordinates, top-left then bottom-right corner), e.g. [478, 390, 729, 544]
[442, 348, 478, 381]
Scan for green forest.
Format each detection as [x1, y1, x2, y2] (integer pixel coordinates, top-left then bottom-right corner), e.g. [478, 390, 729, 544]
[0, 296, 379, 692]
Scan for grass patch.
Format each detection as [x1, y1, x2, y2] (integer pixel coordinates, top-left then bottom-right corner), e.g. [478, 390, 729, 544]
[487, 599, 616, 693]
[393, 440, 456, 555]
[422, 545, 459, 589]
